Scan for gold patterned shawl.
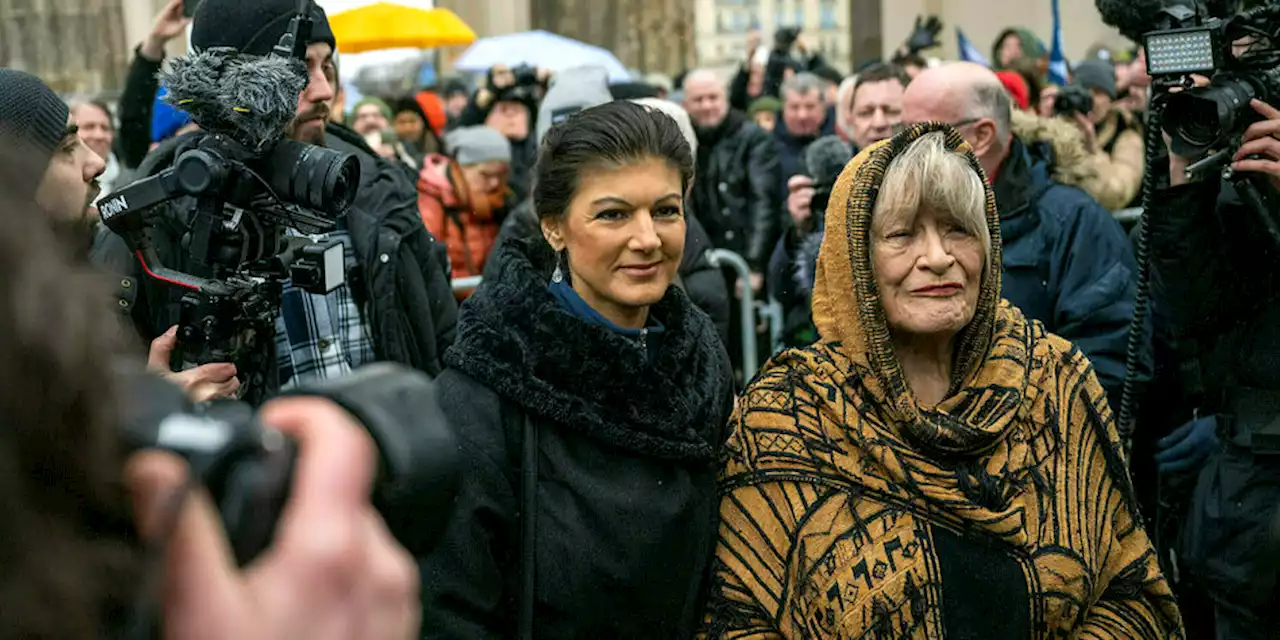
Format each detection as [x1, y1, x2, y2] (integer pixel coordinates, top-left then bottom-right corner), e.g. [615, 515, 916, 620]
[701, 123, 1183, 638]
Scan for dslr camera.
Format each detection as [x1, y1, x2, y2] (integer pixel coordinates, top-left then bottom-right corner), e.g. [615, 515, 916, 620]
[1054, 84, 1096, 117]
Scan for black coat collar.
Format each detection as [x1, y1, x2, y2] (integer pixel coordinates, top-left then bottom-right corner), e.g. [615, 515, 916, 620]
[444, 237, 732, 463]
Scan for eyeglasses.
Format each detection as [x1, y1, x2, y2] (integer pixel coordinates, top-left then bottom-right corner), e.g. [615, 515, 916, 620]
[948, 117, 983, 129]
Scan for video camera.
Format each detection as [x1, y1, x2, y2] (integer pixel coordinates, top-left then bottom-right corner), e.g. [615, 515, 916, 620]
[774, 26, 802, 54]
[1144, 1, 1280, 157]
[1141, 0, 1280, 240]
[97, 0, 360, 405]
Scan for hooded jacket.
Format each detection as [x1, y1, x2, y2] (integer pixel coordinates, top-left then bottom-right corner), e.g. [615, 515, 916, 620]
[421, 236, 734, 638]
[701, 123, 1182, 639]
[91, 123, 459, 380]
[417, 153, 502, 286]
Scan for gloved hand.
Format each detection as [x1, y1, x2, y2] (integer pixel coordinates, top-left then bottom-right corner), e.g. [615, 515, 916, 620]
[906, 15, 943, 53]
[1155, 414, 1220, 475]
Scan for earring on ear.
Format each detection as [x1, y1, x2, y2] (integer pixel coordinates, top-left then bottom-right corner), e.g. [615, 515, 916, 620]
[551, 250, 565, 283]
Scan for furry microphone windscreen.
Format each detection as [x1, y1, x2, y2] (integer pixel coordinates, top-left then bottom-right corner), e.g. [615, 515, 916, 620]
[161, 47, 309, 150]
[805, 135, 854, 190]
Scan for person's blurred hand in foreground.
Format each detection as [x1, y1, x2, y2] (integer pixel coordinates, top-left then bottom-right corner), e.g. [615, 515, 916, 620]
[126, 397, 420, 640]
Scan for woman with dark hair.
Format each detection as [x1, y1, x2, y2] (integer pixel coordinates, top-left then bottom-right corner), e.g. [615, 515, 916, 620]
[421, 100, 734, 638]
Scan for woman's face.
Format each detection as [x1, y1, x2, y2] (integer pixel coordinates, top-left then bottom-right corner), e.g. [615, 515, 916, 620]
[394, 112, 425, 144]
[999, 34, 1024, 67]
[1038, 85, 1060, 118]
[542, 157, 686, 328]
[872, 205, 983, 340]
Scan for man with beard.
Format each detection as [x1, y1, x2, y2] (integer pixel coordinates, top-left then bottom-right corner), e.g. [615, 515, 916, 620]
[0, 70, 104, 253]
[0, 69, 242, 402]
[92, 0, 459, 401]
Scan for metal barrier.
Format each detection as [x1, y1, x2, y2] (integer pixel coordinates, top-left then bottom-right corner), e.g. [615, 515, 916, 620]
[451, 275, 483, 292]
[706, 249, 758, 377]
[1113, 207, 1143, 227]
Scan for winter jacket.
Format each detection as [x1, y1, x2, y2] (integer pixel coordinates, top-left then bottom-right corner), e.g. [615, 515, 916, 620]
[416, 154, 501, 285]
[1147, 177, 1280, 630]
[91, 123, 459, 381]
[491, 199, 732, 347]
[691, 111, 783, 272]
[421, 236, 734, 639]
[994, 114, 1138, 411]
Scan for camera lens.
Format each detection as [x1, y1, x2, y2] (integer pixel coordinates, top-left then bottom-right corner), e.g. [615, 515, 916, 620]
[1164, 76, 1257, 156]
[264, 140, 362, 216]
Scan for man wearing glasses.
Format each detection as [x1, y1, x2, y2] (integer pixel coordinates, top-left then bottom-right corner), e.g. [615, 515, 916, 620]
[903, 61, 1138, 412]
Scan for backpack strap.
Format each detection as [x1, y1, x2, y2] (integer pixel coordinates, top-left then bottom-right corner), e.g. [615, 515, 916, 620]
[501, 401, 538, 640]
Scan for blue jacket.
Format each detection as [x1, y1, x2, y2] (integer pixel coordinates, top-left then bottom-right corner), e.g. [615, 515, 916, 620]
[994, 135, 1136, 410]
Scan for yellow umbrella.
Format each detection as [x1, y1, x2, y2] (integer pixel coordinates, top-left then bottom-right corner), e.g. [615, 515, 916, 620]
[330, 4, 477, 53]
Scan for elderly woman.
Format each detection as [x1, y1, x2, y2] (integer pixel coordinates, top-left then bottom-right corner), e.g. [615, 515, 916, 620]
[700, 123, 1184, 638]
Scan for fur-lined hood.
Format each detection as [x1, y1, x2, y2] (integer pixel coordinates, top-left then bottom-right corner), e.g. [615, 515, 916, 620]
[1008, 109, 1101, 190]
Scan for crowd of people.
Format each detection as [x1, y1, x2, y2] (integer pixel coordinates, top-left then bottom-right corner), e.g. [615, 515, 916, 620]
[3, 0, 1280, 636]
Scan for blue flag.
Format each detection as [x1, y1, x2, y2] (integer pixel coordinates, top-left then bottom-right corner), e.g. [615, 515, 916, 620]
[1048, 0, 1069, 85]
[957, 28, 990, 67]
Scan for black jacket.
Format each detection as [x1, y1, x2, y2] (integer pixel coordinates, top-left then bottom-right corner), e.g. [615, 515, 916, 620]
[1147, 177, 1280, 625]
[421, 237, 734, 639]
[772, 109, 838, 203]
[691, 111, 782, 272]
[92, 123, 458, 382]
[491, 199, 732, 346]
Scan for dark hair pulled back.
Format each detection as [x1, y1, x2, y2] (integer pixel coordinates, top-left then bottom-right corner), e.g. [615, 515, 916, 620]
[533, 100, 695, 221]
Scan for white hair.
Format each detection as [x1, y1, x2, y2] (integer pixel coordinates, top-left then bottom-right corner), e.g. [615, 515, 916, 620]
[630, 97, 698, 157]
[782, 72, 826, 99]
[872, 132, 992, 262]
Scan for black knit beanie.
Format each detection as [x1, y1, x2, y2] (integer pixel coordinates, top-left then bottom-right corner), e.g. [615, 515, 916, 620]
[0, 69, 69, 198]
[191, 0, 336, 57]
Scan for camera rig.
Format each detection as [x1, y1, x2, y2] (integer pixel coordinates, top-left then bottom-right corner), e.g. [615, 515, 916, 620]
[99, 0, 360, 406]
[1144, 0, 1280, 243]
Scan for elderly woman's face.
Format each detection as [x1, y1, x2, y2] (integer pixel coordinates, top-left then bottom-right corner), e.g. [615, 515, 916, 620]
[872, 205, 983, 338]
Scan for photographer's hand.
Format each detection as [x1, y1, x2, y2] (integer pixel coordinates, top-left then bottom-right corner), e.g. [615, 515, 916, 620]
[140, 0, 191, 63]
[787, 175, 815, 229]
[1072, 113, 1099, 155]
[1231, 99, 1280, 192]
[148, 326, 240, 403]
[126, 397, 420, 640]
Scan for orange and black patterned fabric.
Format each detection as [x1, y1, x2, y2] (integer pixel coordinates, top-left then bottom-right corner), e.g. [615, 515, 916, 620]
[700, 123, 1184, 639]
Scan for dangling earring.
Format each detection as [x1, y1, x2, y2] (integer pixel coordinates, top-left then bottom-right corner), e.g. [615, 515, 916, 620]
[551, 251, 564, 283]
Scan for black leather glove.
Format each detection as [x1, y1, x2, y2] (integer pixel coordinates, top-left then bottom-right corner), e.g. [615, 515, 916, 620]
[906, 15, 943, 53]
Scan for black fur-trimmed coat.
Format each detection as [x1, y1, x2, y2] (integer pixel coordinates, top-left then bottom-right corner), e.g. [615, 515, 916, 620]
[420, 236, 734, 639]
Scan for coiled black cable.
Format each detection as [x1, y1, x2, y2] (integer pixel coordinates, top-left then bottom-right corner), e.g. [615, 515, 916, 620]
[1117, 99, 1167, 445]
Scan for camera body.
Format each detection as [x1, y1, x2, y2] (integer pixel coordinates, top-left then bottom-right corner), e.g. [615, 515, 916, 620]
[116, 362, 462, 566]
[1054, 84, 1096, 118]
[1144, 2, 1280, 156]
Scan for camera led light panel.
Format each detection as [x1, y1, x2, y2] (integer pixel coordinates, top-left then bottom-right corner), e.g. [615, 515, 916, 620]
[1146, 28, 1218, 74]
